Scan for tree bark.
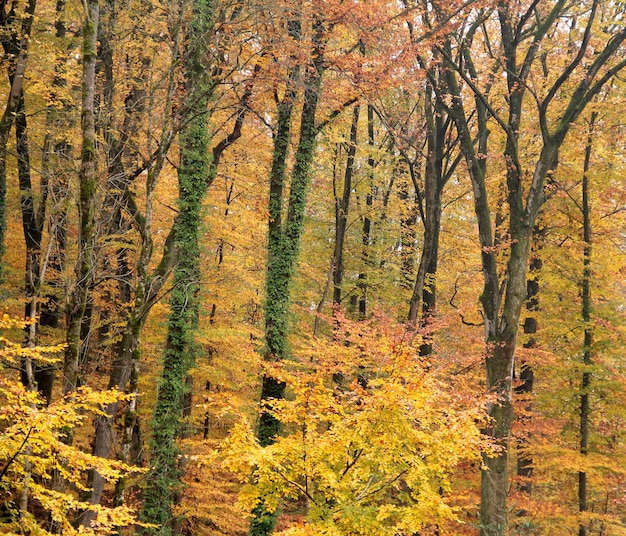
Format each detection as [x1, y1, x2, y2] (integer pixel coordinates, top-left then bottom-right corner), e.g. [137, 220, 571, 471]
[0, 0, 37, 282]
[63, 0, 99, 395]
[39, 0, 71, 352]
[16, 91, 55, 401]
[578, 112, 596, 536]
[515, 224, 544, 506]
[332, 105, 359, 306]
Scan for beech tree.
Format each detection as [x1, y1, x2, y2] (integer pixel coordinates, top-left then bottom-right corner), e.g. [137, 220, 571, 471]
[63, 0, 98, 395]
[436, 2, 626, 533]
[141, 0, 215, 529]
[223, 314, 488, 536]
[140, 0, 258, 530]
[0, 0, 36, 281]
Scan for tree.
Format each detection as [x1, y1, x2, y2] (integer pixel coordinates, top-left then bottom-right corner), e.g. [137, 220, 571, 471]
[332, 105, 360, 309]
[223, 314, 488, 536]
[141, 0, 260, 530]
[140, 0, 215, 531]
[252, 4, 326, 531]
[0, 0, 36, 282]
[577, 111, 596, 536]
[0, 316, 139, 534]
[62, 0, 98, 395]
[437, 2, 626, 533]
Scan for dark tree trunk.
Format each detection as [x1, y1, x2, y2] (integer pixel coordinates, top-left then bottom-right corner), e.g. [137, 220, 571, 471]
[15, 91, 54, 401]
[578, 113, 596, 536]
[407, 83, 450, 355]
[332, 105, 359, 306]
[39, 0, 71, 348]
[30, 0, 71, 405]
[0, 0, 37, 282]
[63, 0, 99, 395]
[358, 104, 375, 319]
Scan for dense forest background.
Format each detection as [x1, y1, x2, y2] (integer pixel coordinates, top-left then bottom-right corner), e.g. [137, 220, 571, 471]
[1, 0, 626, 535]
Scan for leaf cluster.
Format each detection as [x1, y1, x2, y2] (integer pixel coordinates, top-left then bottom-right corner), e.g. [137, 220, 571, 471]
[0, 316, 141, 535]
[220, 313, 490, 535]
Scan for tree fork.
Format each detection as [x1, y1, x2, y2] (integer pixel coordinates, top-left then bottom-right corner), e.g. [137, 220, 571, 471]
[332, 104, 359, 307]
[252, 12, 325, 536]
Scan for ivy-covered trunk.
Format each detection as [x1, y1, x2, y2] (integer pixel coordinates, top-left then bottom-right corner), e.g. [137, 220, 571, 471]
[251, 14, 325, 536]
[140, 0, 214, 532]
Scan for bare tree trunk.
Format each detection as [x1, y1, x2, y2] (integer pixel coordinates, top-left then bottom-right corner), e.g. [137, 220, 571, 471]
[407, 83, 448, 345]
[15, 91, 54, 400]
[63, 0, 99, 394]
[0, 0, 37, 282]
[39, 0, 72, 361]
[357, 104, 375, 319]
[578, 112, 596, 536]
[332, 105, 359, 306]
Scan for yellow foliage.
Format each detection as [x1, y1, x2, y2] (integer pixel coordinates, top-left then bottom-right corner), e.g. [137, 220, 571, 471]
[220, 313, 490, 535]
[0, 316, 141, 535]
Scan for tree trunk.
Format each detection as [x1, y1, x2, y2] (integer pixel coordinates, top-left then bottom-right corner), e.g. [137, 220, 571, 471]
[63, 0, 99, 394]
[578, 113, 595, 536]
[0, 0, 37, 282]
[252, 14, 325, 536]
[515, 224, 544, 507]
[16, 91, 55, 402]
[407, 82, 449, 358]
[141, 0, 214, 531]
[332, 105, 359, 306]
[357, 104, 375, 319]
[39, 0, 71, 350]
[80, 320, 142, 526]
